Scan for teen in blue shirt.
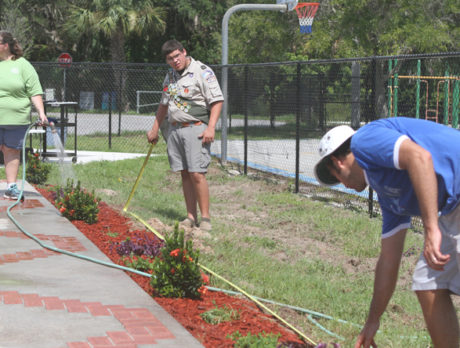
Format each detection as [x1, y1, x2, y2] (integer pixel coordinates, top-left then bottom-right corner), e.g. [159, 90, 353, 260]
[314, 117, 460, 348]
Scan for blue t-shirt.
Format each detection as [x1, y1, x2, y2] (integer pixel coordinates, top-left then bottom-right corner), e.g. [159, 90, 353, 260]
[351, 117, 460, 238]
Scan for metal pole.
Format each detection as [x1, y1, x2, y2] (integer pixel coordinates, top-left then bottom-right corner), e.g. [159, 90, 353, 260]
[453, 80, 459, 129]
[416, 60, 421, 118]
[295, 63, 301, 193]
[109, 91, 112, 149]
[63, 68, 67, 102]
[443, 68, 449, 125]
[393, 74, 399, 117]
[387, 60, 393, 117]
[351, 61, 361, 128]
[244, 65, 248, 175]
[118, 68, 122, 136]
[221, 3, 288, 164]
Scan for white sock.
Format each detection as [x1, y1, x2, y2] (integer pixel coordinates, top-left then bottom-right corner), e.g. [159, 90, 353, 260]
[7, 183, 16, 189]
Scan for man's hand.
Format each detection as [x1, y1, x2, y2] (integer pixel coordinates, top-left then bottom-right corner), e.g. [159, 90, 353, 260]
[424, 226, 450, 270]
[199, 126, 215, 144]
[355, 320, 379, 348]
[147, 129, 159, 144]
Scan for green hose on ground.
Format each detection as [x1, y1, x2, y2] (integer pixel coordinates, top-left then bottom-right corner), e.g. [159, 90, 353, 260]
[7, 122, 357, 346]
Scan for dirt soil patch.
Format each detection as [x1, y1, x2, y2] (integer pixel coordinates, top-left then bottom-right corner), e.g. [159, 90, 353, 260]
[36, 186, 309, 348]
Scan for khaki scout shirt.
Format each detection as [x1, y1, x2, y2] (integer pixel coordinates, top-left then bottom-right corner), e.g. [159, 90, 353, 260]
[160, 57, 224, 124]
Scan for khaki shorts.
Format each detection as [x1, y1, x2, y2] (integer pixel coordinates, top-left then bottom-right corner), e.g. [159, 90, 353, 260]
[412, 203, 460, 294]
[167, 122, 211, 173]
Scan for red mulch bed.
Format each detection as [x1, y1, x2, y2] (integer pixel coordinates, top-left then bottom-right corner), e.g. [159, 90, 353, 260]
[36, 186, 310, 348]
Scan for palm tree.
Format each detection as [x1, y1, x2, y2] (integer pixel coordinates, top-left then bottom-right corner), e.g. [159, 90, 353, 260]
[64, 0, 165, 63]
[63, 0, 166, 111]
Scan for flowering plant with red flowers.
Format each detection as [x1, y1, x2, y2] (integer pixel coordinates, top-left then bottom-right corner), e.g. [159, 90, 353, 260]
[54, 179, 100, 224]
[26, 151, 51, 185]
[151, 223, 207, 299]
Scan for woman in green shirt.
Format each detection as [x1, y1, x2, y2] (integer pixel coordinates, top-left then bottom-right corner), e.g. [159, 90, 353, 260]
[0, 31, 48, 200]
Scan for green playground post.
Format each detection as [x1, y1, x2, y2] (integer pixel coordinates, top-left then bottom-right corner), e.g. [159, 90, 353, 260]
[453, 80, 459, 129]
[443, 69, 449, 125]
[393, 72, 399, 117]
[416, 60, 421, 118]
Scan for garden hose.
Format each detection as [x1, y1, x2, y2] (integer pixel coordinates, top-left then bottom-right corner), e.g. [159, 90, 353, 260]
[7, 123, 155, 279]
[118, 135, 429, 345]
[122, 142, 165, 242]
[120, 140, 321, 346]
[8, 123, 348, 346]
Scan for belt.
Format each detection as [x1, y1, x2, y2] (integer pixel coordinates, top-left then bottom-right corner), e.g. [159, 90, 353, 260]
[172, 121, 203, 128]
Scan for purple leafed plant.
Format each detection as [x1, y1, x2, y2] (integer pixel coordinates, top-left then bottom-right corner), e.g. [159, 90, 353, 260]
[114, 233, 164, 258]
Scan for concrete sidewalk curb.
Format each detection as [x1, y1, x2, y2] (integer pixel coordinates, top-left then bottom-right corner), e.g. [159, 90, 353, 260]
[0, 181, 203, 348]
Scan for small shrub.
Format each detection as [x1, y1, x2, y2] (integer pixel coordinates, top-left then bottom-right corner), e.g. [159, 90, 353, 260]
[150, 223, 206, 298]
[229, 331, 281, 348]
[200, 301, 240, 325]
[54, 179, 100, 224]
[26, 152, 51, 185]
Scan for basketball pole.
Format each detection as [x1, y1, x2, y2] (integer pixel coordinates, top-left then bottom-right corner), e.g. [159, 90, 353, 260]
[220, 3, 290, 164]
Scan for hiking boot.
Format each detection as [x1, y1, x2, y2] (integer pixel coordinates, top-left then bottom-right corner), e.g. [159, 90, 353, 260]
[199, 218, 212, 232]
[179, 217, 196, 229]
[4, 183, 22, 200]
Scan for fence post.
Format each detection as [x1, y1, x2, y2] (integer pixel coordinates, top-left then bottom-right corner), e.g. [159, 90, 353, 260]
[109, 89, 112, 149]
[368, 187, 374, 218]
[453, 80, 459, 129]
[244, 65, 248, 175]
[319, 73, 325, 130]
[63, 68, 67, 102]
[443, 69, 450, 125]
[416, 60, 421, 118]
[118, 68, 122, 136]
[351, 61, 361, 129]
[295, 63, 301, 193]
[393, 72, 399, 117]
[387, 59, 393, 117]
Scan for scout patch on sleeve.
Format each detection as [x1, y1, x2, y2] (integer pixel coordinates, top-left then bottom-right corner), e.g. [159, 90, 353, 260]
[202, 69, 217, 84]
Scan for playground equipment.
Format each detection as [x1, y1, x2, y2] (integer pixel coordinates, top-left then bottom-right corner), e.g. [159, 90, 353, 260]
[388, 59, 460, 129]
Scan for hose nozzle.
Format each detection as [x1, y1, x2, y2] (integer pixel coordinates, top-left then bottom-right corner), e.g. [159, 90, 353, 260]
[34, 119, 57, 133]
[49, 121, 57, 134]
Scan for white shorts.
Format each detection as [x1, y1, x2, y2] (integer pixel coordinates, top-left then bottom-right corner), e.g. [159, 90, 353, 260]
[412, 203, 460, 294]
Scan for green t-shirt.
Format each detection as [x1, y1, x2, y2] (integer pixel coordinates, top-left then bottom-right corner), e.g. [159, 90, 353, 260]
[0, 57, 43, 125]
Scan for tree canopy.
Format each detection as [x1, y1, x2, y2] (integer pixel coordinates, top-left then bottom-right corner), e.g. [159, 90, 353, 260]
[0, 0, 458, 63]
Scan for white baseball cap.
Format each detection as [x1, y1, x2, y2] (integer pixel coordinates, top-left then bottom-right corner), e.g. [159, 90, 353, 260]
[314, 125, 356, 186]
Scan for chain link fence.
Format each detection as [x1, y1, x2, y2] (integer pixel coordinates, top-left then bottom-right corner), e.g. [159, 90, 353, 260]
[32, 52, 460, 217]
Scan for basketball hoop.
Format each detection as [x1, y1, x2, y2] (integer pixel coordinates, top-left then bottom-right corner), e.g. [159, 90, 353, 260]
[295, 2, 319, 34]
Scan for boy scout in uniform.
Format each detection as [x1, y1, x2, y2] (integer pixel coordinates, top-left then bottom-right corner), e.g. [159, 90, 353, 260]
[147, 40, 223, 231]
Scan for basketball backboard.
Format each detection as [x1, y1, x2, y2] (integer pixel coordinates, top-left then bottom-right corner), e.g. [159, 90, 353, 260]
[276, 0, 298, 11]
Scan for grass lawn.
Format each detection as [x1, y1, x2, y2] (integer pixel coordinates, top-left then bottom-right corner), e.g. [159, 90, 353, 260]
[23, 150, 441, 347]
